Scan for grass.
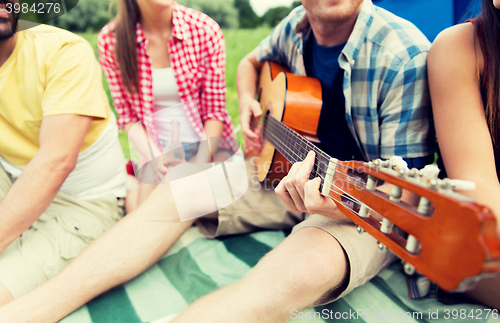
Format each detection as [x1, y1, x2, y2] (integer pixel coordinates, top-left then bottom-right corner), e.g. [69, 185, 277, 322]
[78, 28, 272, 155]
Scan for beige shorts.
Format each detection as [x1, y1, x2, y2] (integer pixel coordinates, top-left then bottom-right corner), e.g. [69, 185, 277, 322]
[196, 159, 395, 304]
[0, 165, 124, 299]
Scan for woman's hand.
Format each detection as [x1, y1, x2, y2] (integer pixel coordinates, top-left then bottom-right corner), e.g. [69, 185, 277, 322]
[143, 157, 167, 185]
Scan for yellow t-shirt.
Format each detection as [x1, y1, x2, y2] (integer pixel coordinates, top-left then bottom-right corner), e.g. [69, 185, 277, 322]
[0, 24, 111, 167]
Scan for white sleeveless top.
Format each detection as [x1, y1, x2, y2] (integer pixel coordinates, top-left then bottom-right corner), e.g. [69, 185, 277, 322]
[152, 67, 200, 144]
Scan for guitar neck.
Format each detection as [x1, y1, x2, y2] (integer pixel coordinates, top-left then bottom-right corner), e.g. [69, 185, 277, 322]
[263, 113, 332, 190]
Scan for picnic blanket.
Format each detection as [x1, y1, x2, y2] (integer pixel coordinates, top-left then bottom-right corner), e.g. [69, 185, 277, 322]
[60, 227, 499, 323]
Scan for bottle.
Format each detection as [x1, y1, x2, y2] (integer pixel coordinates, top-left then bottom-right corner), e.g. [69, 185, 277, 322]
[163, 119, 186, 168]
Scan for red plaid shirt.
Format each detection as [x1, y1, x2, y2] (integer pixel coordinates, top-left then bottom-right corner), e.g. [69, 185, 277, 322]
[97, 3, 237, 152]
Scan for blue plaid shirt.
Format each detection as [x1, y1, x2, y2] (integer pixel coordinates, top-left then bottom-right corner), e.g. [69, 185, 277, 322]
[257, 0, 435, 166]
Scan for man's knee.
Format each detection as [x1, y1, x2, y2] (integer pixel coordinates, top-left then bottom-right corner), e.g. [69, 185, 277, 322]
[261, 227, 348, 295]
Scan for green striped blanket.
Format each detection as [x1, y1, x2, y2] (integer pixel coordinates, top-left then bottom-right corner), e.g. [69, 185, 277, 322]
[60, 227, 499, 323]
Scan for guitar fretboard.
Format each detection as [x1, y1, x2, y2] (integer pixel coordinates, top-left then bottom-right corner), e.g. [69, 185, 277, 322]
[262, 113, 331, 189]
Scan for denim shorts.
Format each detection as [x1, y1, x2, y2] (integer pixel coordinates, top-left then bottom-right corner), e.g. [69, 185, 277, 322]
[160, 139, 200, 161]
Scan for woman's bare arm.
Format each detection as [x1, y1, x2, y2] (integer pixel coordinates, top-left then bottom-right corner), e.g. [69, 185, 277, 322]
[429, 23, 500, 235]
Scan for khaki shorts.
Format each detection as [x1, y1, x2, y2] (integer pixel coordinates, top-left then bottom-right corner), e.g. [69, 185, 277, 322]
[0, 165, 124, 299]
[196, 159, 395, 304]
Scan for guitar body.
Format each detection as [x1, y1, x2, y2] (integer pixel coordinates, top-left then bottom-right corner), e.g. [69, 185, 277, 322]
[255, 61, 322, 183]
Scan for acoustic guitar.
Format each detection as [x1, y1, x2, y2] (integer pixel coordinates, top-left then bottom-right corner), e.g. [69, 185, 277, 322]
[253, 61, 500, 292]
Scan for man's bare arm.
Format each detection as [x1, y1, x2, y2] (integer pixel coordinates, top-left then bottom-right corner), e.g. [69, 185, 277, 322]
[0, 114, 91, 253]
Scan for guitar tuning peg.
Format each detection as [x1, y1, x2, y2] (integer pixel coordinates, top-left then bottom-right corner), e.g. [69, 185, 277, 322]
[390, 156, 408, 171]
[449, 179, 476, 191]
[439, 178, 452, 190]
[420, 165, 440, 179]
[357, 226, 365, 234]
[371, 158, 388, 168]
[404, 262, 416, 275]
[377, 241, 387, 252]
[406, 168, 419, 178]
[381, 160, 391, 168]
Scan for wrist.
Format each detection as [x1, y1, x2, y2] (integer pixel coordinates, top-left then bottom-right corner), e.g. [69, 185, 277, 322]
[239, 93, 256, 106]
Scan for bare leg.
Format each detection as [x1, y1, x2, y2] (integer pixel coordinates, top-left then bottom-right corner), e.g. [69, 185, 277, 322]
[0, 163, 217, 323]
[125, 175, 139, 213]
[137, 183, 156, 207]
[137, 163, 159, 207]
[173, 227, 348, 323]
[0, 283, 13, 307]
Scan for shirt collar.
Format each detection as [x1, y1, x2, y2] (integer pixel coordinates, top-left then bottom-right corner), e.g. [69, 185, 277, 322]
[342, 0, 375, 65]
[171, 2, 186, 41]
[294, 0, 375, 65]
[294, 7, 309, 36]
[136, 2, 186, 46]
[136, 23, 147, 45]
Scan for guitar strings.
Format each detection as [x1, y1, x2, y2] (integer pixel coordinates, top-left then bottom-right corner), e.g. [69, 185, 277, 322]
[263, 116, 411, 196]
[265, 130, 370, 197]
[263, 120, 370, 185]
[262, 116, 420, 249]
[263, 120, 418, 219]
[261, 125, 413, 260]
[263, 123, 342, 176]
[264, 115, 375, 180]
[263, 125, 371, 195]
[263, 128, 375, 210]
[263, 126, 362, 185]
[262, 133, 416, 226]
[265, 114, 336, 166]
[262, 116, 422, 220]
[264, 116, 333, 170]
[264, 129, 383, 220]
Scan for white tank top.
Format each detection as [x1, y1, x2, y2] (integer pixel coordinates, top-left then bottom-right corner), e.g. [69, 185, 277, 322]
[152, 67, 200, 144]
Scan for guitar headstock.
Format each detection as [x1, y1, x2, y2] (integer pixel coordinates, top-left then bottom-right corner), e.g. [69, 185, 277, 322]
[323, 157, 500, 291]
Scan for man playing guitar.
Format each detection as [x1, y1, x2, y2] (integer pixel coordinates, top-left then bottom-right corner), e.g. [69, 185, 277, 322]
[173, 0, 436, 321]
